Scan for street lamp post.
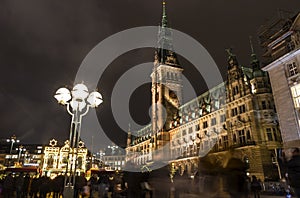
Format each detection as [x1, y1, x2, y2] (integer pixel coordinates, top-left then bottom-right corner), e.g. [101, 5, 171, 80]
[54, 83, 103, 197]
[6, 135, 20, 166]
[6, 135, 20, 154]
[108, 145, 118, 155]
[16, 145, 26, 165]
[98, 150, 105, 168]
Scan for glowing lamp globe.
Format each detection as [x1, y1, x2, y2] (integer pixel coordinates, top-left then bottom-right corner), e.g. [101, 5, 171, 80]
[71, 84, 89, 100]
[87, 91, 103, 107]
[54, 88, 71, 105]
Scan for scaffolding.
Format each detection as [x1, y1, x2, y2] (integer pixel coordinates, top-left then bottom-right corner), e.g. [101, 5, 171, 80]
[258, 10, 297, 65]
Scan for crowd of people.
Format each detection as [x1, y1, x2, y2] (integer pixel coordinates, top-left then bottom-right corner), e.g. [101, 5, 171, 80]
[0, 171, 152, 198]
[0, 144, 299, 198]
[0, 173, 65, 198]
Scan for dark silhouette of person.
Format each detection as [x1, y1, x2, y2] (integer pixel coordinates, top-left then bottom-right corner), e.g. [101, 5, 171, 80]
[148, 164, 171, 198]
[52, 174, 64, 198]
[74, 173, 87, 198]
[3, 173, 14, 198]
[284, 147, 300, 198]
[23, 174, 31, 197]
[98, 175, 109, 198]
[39, 176, 50, 198]
[89, 174, 98, 198]
[225, 158, 248, 198]
[30, 176, 40, 198]
[123, 170, 143, 197]
[251, 175, 262, 198]
[15, 173, 24, 198]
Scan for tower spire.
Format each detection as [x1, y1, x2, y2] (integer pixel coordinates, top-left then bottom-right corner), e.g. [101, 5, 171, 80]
[226, 48, 238, 69]
[249, 36, 255, 54]
[155, 0, 180, 67]
[162, 1, 167, 27]
[249, 36, 260, 70]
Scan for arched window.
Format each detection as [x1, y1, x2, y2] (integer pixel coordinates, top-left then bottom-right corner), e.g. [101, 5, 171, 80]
[47, 155, 54, 168]
[233, 134, 237, 143]
[77, 156, 83, 169]
[246, 130, 251, 140]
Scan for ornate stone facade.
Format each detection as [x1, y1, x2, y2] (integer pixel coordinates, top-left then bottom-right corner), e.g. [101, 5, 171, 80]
[126, 2, 283, 181]
[42, 139, 87, 175]
[261, 12, 300, 148]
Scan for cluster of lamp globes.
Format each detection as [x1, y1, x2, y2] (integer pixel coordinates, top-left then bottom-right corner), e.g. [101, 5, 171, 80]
[54, 83, 103, 111]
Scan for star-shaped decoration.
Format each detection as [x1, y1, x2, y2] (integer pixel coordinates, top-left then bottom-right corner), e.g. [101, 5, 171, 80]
[49, 139, 57, 147]
[64, 140, 70, 146]
[78, 141, 84, 148]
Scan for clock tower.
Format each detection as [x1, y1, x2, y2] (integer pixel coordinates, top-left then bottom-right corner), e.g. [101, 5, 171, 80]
[151, 1, 183, 150]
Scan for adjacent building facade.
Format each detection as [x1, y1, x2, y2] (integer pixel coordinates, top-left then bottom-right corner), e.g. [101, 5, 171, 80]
[101, 146, 126, 171]
[0, 139, 44, 169]
[126, 2, 283, 180]
[260, 12, 300, 148]
[42, 139, 88, 176]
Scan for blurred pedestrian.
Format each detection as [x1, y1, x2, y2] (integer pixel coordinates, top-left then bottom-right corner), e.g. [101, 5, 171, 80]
[30, 175, 39, 198]
[39, 176, 50, 198]
[225, 158, 248, 198]
[3, 173, 14, 198]
[52, 174, 64, 198]
[75, 173, 87, 198]
[98, 175, 109, 198]
[23, 173, 31, 197]
[89, 174, 98, 198]
[244, 176, 251, 198]
[250, 175, 261, 198]
[284, 144, 300, 198]
[15, 173, 24, 198]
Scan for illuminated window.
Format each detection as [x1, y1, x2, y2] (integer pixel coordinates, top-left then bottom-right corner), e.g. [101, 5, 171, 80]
[291, 83, 300, 108]
[266, 128, 273, 141]
[233, 134, 237, 143]
[231, 107, 238, 116]
[239, 104, 246, 113]
[238, 130, 246, 144]
[211, 118, 217, 126]
[223, 136, 228, 148]
[220, 114, 226, 122]
[246, 130, 251, 140]
[273, 128, 278, 141]
[233, 86, 239, 95]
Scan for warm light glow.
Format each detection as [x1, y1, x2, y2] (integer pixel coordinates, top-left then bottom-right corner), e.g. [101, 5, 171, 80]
[71, 83, 89, 100]
[54, 88, 71, 105]
[87, 91, 103, 107]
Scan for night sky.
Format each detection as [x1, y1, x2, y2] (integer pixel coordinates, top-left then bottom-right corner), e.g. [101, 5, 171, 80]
[0, 0, 299, 152]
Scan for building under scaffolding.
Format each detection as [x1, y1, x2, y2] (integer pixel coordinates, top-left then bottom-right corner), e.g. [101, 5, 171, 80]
[258, 10, 300, 66]
[261, 11, 300, 150]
